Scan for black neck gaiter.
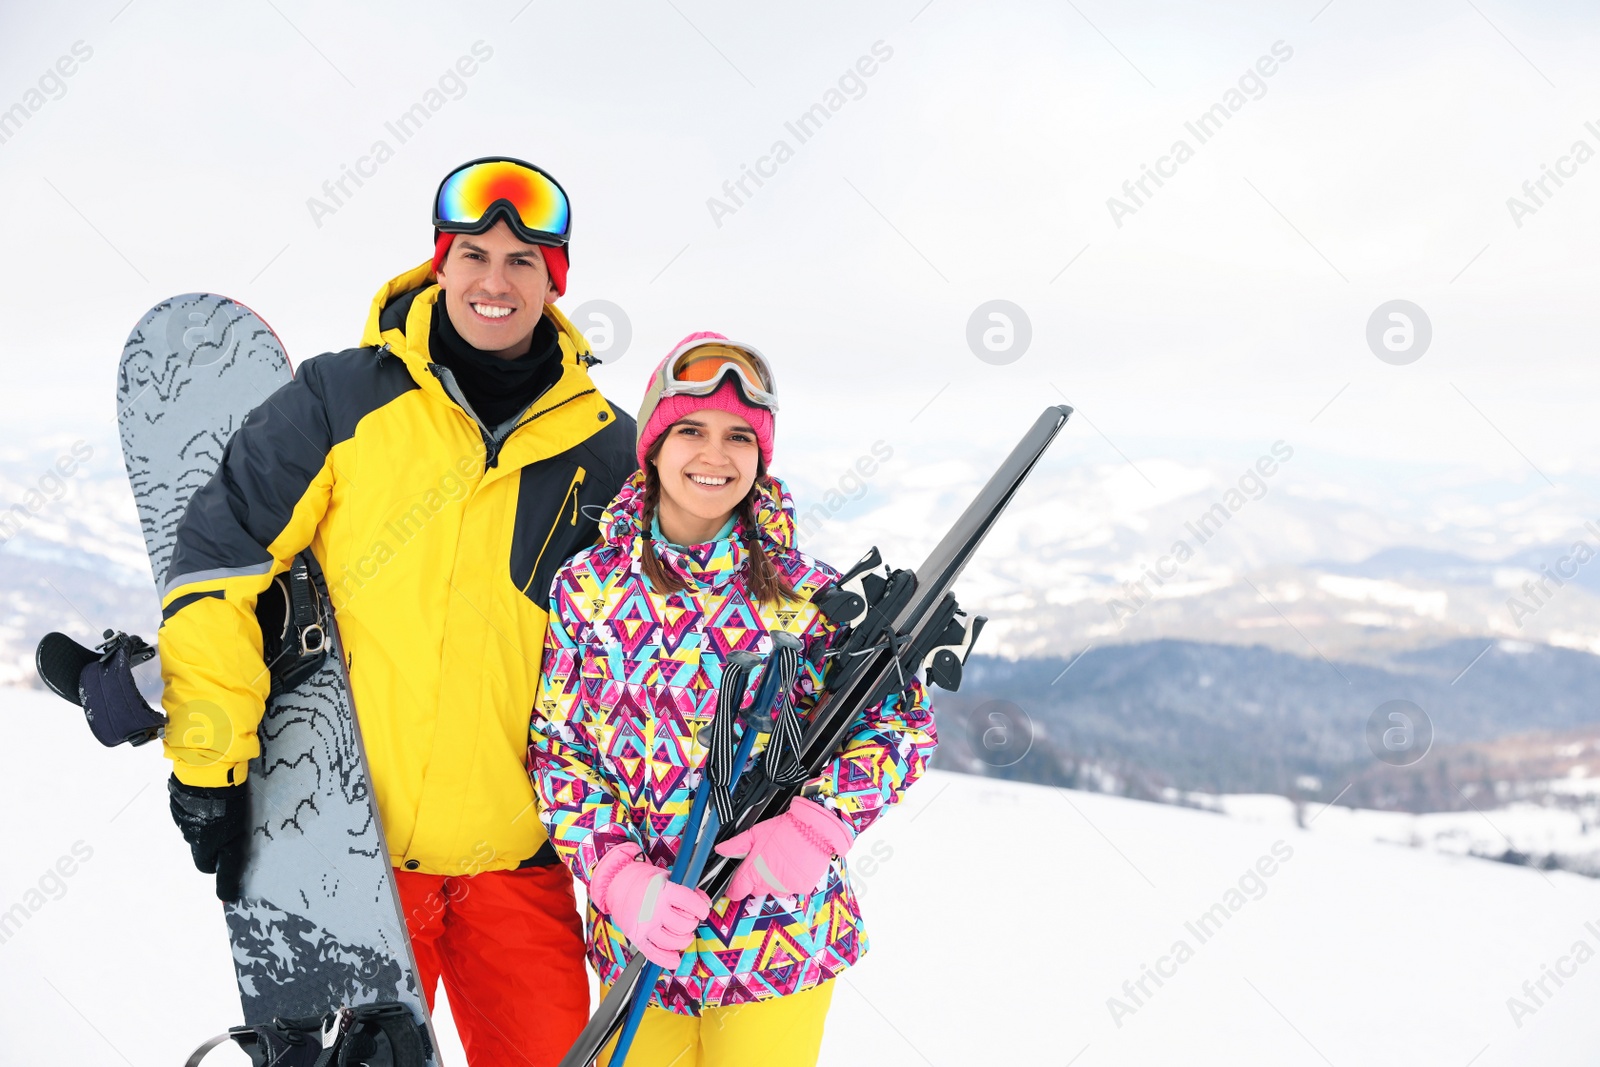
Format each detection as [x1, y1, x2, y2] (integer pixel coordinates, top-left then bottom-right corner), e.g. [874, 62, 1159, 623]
[430, 298, 564, 427]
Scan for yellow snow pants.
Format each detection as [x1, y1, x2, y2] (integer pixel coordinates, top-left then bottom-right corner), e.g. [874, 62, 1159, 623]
[597, 978, 835, 1067]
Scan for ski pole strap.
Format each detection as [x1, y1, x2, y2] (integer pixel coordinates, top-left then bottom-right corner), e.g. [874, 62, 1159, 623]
[758, 636, 807, 789]
[706, 634, 804, 826]
[717, 633, 807, 824]
[705, 651, 758, 828]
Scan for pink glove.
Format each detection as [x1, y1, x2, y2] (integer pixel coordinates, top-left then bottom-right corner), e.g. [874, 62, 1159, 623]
[714, 796, 855, 900]
[589, 844, 712, 969]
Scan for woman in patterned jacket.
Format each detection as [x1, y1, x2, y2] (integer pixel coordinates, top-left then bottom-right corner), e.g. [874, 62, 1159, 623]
[529, 332, 936, 1066]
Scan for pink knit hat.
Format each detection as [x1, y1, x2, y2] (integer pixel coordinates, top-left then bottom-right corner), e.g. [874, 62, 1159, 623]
[636, 331, 776, 468]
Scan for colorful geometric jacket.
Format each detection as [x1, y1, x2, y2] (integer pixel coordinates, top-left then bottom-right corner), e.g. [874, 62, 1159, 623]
[529, 469, 937, 1014]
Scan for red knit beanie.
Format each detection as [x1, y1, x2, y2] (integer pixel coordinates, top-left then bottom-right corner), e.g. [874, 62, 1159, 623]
[431, 232, 569, 296]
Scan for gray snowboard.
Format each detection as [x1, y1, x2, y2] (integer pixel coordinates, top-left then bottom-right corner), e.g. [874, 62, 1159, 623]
[117, 293, 436, 1056]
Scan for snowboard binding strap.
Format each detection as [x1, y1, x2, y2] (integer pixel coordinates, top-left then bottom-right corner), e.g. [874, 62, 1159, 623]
[34, 554, 332, 749]
[258, 554, 331, 697]
[184, 1001, 431, 1067]
[34, 552, 336, 744]
[35, 629, 165, 747]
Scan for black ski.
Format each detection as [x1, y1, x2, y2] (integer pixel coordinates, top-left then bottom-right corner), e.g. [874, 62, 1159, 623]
[560, 405, 1072, 1067]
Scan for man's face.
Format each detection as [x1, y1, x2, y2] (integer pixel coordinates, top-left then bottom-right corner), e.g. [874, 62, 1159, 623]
[434, 220, 559, 359]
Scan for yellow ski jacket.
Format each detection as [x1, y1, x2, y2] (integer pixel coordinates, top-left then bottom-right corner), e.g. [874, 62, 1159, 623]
[157, 262, 636, 875]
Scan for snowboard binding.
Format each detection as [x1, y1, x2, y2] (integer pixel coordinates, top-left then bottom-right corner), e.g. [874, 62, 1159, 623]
[255, 555, 331, 698]
[33, 554, 331, 746]
[185, 1001, 432, 1067]
[36, 629, 165, 747]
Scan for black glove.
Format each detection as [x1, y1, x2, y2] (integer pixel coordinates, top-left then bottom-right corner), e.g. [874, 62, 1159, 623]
[167, 775, 249, 902]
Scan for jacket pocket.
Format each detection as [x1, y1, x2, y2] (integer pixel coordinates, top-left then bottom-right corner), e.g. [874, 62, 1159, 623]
[510, 463, 587, 603]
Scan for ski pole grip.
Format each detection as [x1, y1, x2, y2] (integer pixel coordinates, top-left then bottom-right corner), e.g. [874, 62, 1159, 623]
[743, 632, 802, 733]
[698, 653, 757, 746]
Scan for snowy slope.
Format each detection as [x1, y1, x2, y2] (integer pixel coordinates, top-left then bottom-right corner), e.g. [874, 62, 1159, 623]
[1198, 790, 1600, 877]
[1, 689, 1596, 1065]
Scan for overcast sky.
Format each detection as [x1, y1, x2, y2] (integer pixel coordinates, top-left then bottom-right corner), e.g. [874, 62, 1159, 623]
[1, 0, 1596, 509]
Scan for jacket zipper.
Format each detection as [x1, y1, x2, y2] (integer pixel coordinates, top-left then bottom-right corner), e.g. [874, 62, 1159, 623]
[417, 344, 597, 470]
[521, 467, 587, 595]
[424, 361, 497, 459]
[485, 389, 597, 470]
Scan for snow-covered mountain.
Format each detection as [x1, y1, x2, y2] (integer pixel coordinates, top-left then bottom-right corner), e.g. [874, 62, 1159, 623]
[0, 436, 157, 686]
[10, 438, 1600, 819]
[935, 640, 1600, 805]
[788, 443, 1600, 664]
[2, 686, 1595, 1066]
[8, 436, 1600, 684]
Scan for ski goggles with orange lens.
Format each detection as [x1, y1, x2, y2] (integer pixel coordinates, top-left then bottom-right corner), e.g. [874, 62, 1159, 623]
[433, 157, 571, 247]
[646, 339, 779, 412]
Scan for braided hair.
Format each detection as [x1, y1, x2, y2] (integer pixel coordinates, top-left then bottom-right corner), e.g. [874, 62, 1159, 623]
[637, 436, 797, 605]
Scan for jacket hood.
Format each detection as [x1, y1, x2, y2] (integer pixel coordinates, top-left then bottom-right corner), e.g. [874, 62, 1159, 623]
[597, 468, 800, 590]
[352, 261, 627, 483]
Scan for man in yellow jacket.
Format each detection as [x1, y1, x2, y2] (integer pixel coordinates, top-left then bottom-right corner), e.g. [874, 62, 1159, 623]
[158, 158, 635, 1065]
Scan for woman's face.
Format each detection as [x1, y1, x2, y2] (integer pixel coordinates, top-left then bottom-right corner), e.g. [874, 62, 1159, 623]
[653, 407, 761, 542]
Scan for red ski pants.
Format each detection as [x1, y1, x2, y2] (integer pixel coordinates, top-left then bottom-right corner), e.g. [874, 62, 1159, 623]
[396, 864, 590, 1067]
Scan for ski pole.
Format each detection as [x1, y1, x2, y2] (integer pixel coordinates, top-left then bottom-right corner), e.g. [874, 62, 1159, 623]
[602, 655, 759, 1067]
[609, 633, 802, 1066]
[663, 653, 759, 888]
[611, 679, 767, 1063]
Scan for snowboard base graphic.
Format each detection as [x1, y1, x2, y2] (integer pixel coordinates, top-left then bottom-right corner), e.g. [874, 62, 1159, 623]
[117, 294, 435, 1057]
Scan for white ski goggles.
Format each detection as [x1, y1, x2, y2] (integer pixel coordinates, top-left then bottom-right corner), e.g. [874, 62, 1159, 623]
[643, 338, 779, 413]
